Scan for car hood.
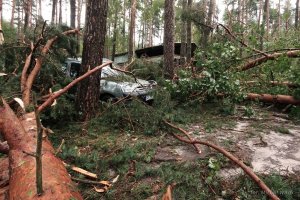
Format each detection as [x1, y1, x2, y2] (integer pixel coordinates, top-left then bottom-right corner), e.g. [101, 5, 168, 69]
[118, 79, 156, 93]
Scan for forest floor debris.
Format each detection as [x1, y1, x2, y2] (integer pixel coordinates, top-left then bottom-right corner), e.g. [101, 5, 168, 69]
[1, 105, 300, 199]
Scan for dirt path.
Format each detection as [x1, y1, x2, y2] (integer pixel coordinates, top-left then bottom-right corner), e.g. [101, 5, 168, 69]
[155, 108, 300, 179]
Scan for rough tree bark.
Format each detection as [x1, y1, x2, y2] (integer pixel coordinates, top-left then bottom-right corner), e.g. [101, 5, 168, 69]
[247, 93, 300, 105]
[10, 0, 15, 29]
[75, 0, 108, 120]
[51, 0, 57, 24]
[260, 0, 269, 50]
[38, 0, 42, 17]
[180, 0, 187, 66]
[76, 0, 83, 54]
[0, 0, 4, 45]
[164, 0, 175, 78]
[111, 3, 119, 61]
[186, 0, 192, 63]
[0, 157, 9, 199]
[23, 0, 32, 31]
[128, 0, 136, 62]
[59, 0, 62, 25]
[70, 0, 76, 28]
[201, 0, 215, 48]
[0, 100, 83, 199]
[296, 0, 300, 29]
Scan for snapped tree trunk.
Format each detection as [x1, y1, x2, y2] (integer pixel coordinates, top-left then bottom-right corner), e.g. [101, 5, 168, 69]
[0, 100, 83, 199]
[75, 0, 108, 120]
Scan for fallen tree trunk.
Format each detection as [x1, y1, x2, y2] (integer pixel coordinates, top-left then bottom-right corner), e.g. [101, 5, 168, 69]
[246, 93, 300, 105]
[241, 50, 300, 71]
[0, 100, 82, 199]
[0, 157, 9, 200]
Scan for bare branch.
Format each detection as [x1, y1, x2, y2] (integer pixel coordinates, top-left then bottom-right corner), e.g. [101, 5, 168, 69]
[22, 29, 81, 106]
[217, 23, 269, 57]
[241, 50, 300, 71]
[164, 120, 201, 153]
[110, 65, 138, 83]
[164, 121, 280, 200]
[38, 61, 112, 112]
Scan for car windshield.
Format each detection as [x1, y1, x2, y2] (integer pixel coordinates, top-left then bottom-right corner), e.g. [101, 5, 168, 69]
[101, 66, 122, 77]
[101, 65, 135, 82]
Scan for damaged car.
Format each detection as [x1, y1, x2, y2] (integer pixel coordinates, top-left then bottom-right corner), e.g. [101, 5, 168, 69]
[64, 58, 157, 103]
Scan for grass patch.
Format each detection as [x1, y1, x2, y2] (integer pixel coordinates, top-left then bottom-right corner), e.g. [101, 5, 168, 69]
[273, 126, 291, 135]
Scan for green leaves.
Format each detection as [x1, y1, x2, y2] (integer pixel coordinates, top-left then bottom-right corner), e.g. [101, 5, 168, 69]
[164, 42, 242, 105]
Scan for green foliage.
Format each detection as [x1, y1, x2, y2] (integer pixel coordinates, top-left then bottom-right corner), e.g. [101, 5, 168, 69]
[234, 174, 300, 200]
[41, 94, 78, 125]
[131, 59, 164, 81]
[0, 23, 78, 102]
[164, 42, 243, 107]
[242, 105, 256, 118]
[273, 126, 291, 135]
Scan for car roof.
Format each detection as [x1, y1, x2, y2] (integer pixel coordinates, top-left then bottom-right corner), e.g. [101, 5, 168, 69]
[66, 57, 112, 64]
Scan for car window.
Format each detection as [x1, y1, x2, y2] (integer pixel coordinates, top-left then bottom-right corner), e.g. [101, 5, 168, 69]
[70, 63, 81, 78]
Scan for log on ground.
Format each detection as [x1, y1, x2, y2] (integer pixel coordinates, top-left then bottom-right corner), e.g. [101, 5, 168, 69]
[0, 100, 82, 200]
[247, 93, 300, 105]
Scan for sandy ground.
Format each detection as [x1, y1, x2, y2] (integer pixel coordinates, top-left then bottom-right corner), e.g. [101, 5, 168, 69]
[155, 108, 300, 179]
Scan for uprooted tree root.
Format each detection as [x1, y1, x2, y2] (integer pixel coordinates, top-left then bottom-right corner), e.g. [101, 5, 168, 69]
[163, 120, 280, 200]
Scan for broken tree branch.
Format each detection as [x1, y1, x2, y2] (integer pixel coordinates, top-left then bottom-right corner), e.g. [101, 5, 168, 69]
[164, 121, 280, 200]
[38, 61, 112, 112]
[34, 94, 44, 196]
[21, 21, 48, 94]
[71, 177, 108, 186]
[22, 29, 81, 106]
[217, 23, 269, 57]
[63, 162, 98, 179]
[111, 65, 138, 83]
[163, 120, 201, 154]
[241, 50, 300, 71]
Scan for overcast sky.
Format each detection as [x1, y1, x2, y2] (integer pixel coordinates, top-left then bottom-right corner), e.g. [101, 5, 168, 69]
[2, 0, 298, 45]
[2, 0, 297, 26]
